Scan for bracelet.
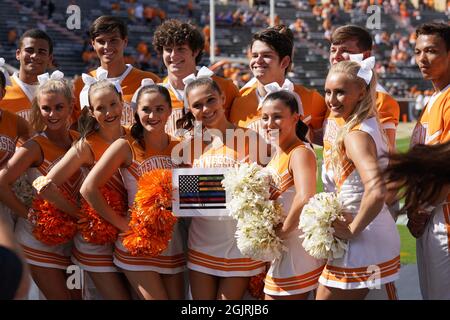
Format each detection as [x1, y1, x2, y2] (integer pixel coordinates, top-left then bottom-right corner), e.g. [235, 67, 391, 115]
[32, 176, 53, 194]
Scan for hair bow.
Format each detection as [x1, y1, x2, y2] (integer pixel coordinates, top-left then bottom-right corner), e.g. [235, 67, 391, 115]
[261, 79, 304, 115]
[0, 58, 12, 87]
[349, 54, 376, 85]
[130, 78, 156, 110]
[37, 70, 65, 85]
[182, 66, 214, 87]
[79, 69, 122, 109]
[181, 66, 215, 112]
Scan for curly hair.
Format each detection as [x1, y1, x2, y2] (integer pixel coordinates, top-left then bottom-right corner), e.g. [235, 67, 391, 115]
[152, 19, 205, 64]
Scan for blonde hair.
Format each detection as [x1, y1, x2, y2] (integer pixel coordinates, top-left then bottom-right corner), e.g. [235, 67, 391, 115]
[328, 60, 378, 177]
[30, 78, 74, 132]
[77, 80, 122, 138]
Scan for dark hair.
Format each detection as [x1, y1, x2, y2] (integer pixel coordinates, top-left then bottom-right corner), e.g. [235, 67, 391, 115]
[131, 85, 172, 146]
[262, 90, 310, 143]
[384, 141, 450, 213]
[177, 77, 222, 131]
[330, 25, 373, 52]
[0, 72, 6, 90]
[19, 28, 53, 54]
[251, 25, 294, 74]
[153, 19, 205, 64]
[89, 16, 128, 40]
[416, 22, 450, 51]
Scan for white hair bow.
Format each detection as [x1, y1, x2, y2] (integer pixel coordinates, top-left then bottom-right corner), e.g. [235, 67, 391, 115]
[182, 66, 214, 87]
[37, 70, 65, 85]
[79, 69, 122, 109]
[0, 58, 12, 87]
[349, 54, 376, 85]
[181, 66, 215, 112]
[261, 79, 304, 115]
[130, 78, 156, 110]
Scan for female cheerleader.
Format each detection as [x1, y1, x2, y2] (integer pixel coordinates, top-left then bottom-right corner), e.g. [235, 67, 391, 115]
[80, 84, 185, 300]
[35, 79, 131, 299]
[0, 72, 82, 299]
[260, 89, 325, 300]
[179, 77, 267, 300]
[317, 60, 400, 300]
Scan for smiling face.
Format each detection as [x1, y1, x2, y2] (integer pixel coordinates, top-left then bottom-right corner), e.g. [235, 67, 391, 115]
[187, 84, 226, 129]
[16, 37, 52, 77]
[415, 34, 450, 83]
[163, 43, 199, 78]
[91, 30, 128, 66]
[249, 40, 289, 85]
[324, 72, 366, 119]
[89, 86, 123, 129]
[261, 98, 299, 147]
[38, 92, 72, 131]
[136, 91, 172, 133]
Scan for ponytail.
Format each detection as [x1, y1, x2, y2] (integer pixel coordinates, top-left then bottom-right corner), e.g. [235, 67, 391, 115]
[176, 111, 196, 131]
[77, 107, 98, 138]
[130, 112, 145, 148]
[295, 119, 310, 144]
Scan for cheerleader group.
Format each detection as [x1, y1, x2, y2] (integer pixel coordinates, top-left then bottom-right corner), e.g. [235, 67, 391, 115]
[0, 15, 448, 300]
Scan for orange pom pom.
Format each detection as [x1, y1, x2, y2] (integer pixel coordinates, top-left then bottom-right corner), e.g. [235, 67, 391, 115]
[30, 195, 77, 246]
[78, 186, 127, 245]
[122, 169, 177, 256]
[248, 269, 268, 300]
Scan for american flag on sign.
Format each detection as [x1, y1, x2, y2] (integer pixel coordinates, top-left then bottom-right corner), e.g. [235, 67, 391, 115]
[178, 174, 226, 209]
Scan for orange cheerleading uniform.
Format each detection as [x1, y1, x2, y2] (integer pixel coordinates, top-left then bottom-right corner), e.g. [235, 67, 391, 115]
[71, 128, 129, 273]
[114, 136, 186, 273]
[264, 141, 325, 296]
[15, 130, 84, 269]
[187, 128, 266, 277]
[161, 74, 239, 136]
[229, 82, 327, 140]
[0, 109, 22, 229]
[0, 109, 19, 166]
[73, 65, 161, 127]
[410, 84, 450, 299]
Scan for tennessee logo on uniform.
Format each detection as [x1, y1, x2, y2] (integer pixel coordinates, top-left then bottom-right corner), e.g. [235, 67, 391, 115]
[0, 135, 16, 163]
[138, 156, 174, 176]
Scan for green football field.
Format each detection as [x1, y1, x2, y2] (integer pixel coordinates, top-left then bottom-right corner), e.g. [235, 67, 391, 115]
[313, 136, 416, 264]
